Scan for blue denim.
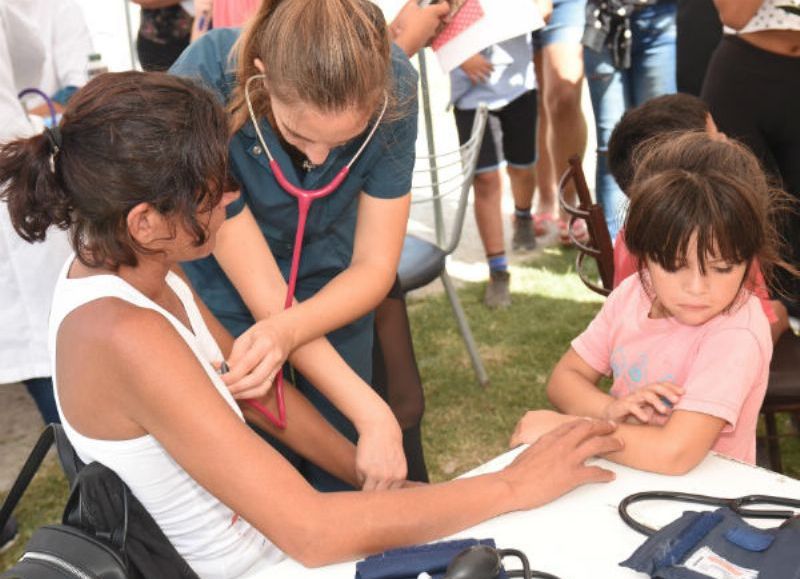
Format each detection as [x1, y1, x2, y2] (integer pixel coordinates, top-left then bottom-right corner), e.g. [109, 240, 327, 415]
[584, 1, 677, 240]
[23, 377, 60, 425]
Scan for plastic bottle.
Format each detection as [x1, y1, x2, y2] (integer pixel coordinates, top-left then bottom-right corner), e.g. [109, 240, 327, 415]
[87, 53, 108, 80]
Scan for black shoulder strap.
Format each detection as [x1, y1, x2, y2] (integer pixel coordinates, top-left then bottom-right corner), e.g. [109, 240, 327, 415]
[0, 424, 56, 530]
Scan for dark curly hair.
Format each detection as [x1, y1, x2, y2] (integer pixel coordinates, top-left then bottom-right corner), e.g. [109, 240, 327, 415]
[0, 71, 230, 269]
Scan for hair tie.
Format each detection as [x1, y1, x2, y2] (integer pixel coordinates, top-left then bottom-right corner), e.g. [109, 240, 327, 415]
[45, 126, 62, 155]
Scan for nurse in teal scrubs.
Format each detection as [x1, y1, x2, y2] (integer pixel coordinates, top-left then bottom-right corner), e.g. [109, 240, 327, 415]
[171, 0, 418, 490]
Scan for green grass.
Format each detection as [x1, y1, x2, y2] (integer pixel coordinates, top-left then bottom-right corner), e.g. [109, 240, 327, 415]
[2, 247, 798, 570]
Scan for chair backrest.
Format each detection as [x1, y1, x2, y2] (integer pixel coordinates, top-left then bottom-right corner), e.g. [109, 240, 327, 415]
[558, 155, 615, 296]
[410, 103, 489, 257]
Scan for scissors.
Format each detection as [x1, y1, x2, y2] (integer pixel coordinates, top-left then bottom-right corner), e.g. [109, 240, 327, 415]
[240, 75, 387, 429]
[619, 490, 800, 536]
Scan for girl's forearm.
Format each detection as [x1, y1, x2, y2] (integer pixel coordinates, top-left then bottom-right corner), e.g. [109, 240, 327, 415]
[290, 338, 396, 434]
[547, 368, 614, 418]
[241, 384, 359, 487]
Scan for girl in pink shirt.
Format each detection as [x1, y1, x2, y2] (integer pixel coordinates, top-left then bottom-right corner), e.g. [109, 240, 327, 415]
[512, 132, 797, 474]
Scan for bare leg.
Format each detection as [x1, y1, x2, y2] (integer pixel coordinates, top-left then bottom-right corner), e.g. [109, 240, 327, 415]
[541, 42, 587, 219]
[472, 170, 505, 256]
[534, 50, 557, 217]
[507, 164, 537, 212]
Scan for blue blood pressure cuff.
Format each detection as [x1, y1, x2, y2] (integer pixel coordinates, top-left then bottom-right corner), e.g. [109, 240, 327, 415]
[355, 538, 507, 579]
[621, 508, 800, 578]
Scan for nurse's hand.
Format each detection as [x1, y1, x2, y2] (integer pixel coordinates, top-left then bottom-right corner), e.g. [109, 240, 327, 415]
[221, 317, 295, 399]
[355, 411, 407, 491]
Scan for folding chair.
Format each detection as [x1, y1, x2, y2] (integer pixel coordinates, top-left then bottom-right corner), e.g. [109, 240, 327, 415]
[759, 329, 800, 473]
[397, 104, 490, 387]
[557, 155, 614, 297]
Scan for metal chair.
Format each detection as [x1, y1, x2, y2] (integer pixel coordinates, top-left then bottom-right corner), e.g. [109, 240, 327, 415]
[397, 103, 490, 387]
[759, 329, 800, 473]
[557, 155, 615, 297]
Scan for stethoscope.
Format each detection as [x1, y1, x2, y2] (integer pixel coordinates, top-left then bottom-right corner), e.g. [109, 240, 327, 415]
[619, 491, 800, 536]
[18, 87, 58, 128]
[241, 74, 388, 428]
[440, 545, 561, 579]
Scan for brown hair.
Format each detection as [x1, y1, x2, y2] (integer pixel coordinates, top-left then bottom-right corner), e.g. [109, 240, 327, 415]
[0, 72, 229, 270]
[624, 131, 797, 298]
[608, 93, 710, 193]
[228, 0, 392, 133]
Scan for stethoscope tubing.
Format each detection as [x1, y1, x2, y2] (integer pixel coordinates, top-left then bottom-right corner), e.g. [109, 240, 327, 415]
[619, 490, 800, 536]
[19, 88, 58, 128]
[241, 75, 386, 429]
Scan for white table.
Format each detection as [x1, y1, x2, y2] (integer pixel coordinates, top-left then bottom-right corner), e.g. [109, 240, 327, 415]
[246, 451, 800, 578]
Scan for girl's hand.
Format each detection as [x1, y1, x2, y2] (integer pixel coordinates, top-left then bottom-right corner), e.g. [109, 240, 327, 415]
[460, 54, 493, 84]
[602, 383, 683, 423]
[220, 316, 295, 399]
[510, 409, 574, 447]
[354, 412, 407, 491]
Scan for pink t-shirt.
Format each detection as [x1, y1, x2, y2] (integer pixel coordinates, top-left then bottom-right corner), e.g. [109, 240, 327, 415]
[612, 229, 778, 324]
[572, 275, 773, 464]
[212, 0, 260, 28]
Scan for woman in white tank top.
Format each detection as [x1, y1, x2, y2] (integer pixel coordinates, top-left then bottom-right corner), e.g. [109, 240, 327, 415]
[0, 70, 623, 578]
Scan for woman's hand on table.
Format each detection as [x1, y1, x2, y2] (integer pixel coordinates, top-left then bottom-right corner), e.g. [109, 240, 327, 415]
[504, 416, 623, 510]
[354, 410, 407, 491]
[220, 316, 296, 399]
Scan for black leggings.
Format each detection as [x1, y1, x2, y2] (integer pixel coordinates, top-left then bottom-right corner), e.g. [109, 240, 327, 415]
[371, 277, 428, 482]
[702, 35, 800, 315]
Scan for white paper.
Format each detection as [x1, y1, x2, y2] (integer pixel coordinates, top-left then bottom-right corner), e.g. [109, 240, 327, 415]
[434, 0, 546, 72]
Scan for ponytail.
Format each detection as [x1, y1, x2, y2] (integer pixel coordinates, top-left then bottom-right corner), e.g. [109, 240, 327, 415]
[0, 129, 73, 243]
[228, 0, 392, 133]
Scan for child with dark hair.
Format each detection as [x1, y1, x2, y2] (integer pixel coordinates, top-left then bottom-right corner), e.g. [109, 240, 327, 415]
[0, 70, 621, 576]
[512, 132, 797, 475]
[607, 93, 714, 195]
[606, 93, 788, 342]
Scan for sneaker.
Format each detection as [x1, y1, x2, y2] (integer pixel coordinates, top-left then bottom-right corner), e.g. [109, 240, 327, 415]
[484, 269, 511, 309]
[512, 217, 537, 252]
[0, 515, 18, 554]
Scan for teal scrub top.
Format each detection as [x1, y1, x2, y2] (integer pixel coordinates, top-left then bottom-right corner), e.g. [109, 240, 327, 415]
[170, 28, 418, 337]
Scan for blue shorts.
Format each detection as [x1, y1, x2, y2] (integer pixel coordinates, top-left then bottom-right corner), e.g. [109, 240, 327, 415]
[532, 0, 586, 50]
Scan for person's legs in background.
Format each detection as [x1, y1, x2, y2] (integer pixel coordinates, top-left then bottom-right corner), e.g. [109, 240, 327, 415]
[531, 0, 588, 242]
[676, 0, 721, 96]
[23, 376, 59, 425]
[584, 45, 629, 241]
[585, 1, 676, 240]
[454, 108, 511, 308]
[371, 279, 428, 482]
[498, 90, 539, 253]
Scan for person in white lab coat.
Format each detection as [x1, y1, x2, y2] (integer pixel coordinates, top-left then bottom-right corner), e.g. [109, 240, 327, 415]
[0, 0, 72, 427]
[10, 0, 92, 113]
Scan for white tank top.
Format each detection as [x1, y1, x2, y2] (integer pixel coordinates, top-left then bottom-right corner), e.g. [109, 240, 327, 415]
[48, 257, 284, 579]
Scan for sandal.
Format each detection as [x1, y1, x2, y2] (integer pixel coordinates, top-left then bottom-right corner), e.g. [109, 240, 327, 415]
[533, 212, 557, 237]
[558, 218, 590, 247]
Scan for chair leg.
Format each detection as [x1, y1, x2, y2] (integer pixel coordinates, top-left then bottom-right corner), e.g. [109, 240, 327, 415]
[763, 411, 783, 474]
[440, 270, 490, 388]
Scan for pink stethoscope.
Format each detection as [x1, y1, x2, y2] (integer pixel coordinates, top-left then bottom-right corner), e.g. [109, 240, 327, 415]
[240, 75, 388, 428]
